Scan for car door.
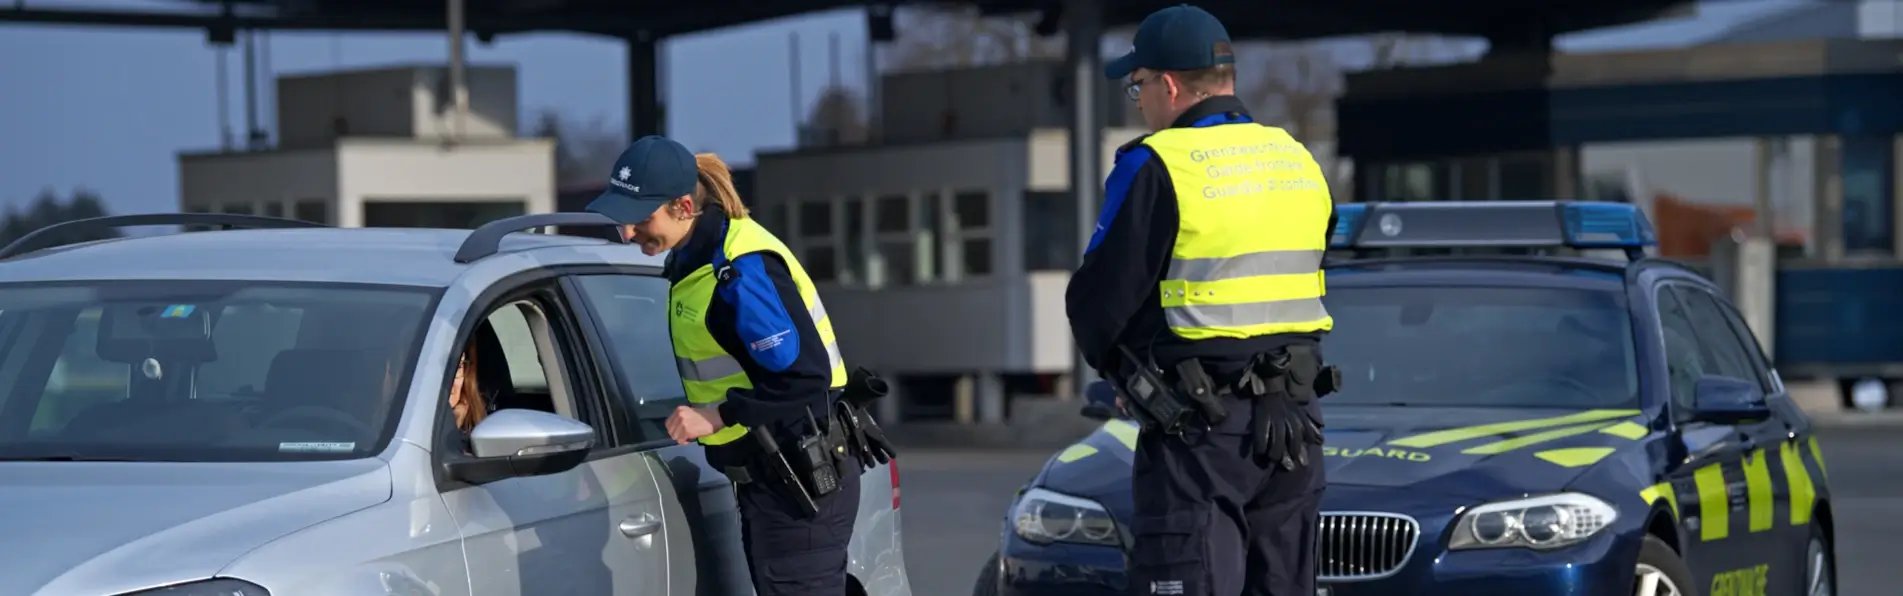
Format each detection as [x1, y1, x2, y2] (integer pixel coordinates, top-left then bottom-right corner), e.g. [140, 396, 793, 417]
[563, 271, 751, 596]
[1678, 286, 1814, 595]
[1655, 283, 1782, 589]
[435, 284, 672, 596]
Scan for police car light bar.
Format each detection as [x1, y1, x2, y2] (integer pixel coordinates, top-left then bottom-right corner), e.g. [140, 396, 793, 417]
[1329, 200, 1656, 259]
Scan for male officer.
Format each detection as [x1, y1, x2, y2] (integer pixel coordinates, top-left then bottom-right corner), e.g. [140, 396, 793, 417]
[1066, 5, 1337, 596]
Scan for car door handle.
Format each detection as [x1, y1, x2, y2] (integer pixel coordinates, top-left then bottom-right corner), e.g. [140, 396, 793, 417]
[619, 514, 661, 538]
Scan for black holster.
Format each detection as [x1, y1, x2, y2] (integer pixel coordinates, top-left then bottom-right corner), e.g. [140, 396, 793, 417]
[724, 406, 851, 519]
[837, 367, 898, 469]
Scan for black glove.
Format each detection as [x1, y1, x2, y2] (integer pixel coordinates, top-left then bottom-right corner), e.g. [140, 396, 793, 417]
[1256, 394, 1323, 471]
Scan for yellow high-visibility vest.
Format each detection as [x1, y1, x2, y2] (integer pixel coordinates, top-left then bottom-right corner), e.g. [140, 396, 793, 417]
[1139, 122, 1334, 339]
[669, 217, 848, 446]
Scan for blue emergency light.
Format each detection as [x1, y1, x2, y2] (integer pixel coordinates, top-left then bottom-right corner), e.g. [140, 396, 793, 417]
[1329, 201, 1656, 259]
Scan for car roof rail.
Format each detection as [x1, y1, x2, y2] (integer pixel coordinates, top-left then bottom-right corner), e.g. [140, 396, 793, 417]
[0, 213, 327, 260]
[454, 212, 629, 263]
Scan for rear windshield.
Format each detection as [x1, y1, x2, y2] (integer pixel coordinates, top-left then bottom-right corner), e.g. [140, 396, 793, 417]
[0, 281, 436, 462]
[1321, 285, 1639, 408]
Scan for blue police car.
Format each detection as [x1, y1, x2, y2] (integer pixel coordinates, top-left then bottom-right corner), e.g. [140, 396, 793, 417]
[976, 201, 1835, 596]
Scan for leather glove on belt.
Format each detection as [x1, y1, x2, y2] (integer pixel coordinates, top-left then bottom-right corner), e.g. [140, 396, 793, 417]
[1244, 349, 1327, 472]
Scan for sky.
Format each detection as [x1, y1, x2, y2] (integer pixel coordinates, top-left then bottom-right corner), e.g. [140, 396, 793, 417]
[0, 0, 1808, 217]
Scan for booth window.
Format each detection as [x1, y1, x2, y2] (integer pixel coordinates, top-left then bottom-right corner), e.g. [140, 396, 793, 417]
[1840, 135, 1896, 255]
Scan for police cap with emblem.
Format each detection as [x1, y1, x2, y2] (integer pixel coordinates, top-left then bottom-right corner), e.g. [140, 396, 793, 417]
[1103, 3, 1233, 80]
[586, 135, 698, 225]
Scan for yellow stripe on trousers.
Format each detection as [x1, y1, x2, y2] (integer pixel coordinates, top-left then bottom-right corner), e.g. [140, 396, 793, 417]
[1781, 440, 1815, 525]
[1742, 449, 1773, 533]
[1695, 464, 1728, 542]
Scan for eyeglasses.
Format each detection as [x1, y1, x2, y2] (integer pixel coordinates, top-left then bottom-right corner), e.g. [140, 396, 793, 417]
[1124, 74, 1161, 102]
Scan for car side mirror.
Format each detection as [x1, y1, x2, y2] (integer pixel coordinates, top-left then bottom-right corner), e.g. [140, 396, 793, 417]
[1689, 375, 1770, 424]
[448, 409, 596, 485]
[1080, 380, 1120, 421]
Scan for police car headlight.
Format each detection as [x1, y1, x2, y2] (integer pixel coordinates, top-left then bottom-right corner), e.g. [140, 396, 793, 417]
[1448, 493, 1617, 551]
[1012, 487, 1121, 547]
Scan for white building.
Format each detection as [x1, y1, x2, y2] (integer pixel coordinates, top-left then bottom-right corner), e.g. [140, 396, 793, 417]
[752, 60, 1155, 423]
[177, 64, 555, 228]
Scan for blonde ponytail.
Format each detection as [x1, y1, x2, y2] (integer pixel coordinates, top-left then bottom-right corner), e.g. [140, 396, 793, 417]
[694, 153, 749, 219]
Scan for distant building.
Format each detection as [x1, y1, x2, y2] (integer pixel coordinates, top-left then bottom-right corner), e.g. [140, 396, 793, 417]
[750, 60, 1143, 424]
[177, 64, 555, 228]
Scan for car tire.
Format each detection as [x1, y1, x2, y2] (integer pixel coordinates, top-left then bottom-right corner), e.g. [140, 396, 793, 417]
[1634, 535, 1693, 596]
[972, 550, 1001, 596]
[1805, 522, 1835, 596]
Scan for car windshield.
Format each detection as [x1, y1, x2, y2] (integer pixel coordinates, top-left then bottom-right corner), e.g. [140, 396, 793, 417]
[1321, 284, 1639, 408]
[0, 281, 436, 462]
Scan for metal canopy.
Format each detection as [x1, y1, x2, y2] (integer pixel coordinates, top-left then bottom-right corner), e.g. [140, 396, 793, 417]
[4, 0, 1690, 42]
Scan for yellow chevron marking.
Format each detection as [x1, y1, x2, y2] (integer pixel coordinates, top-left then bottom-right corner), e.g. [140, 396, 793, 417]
[1641, 481, 1679, 520]
[1389, 410, 1640, 448]
[1056, 444, 1099, 463]
[1461, 422, 1619, 455]
[1534, 447, 1617, 467]
[1599, 421, 1648, 440]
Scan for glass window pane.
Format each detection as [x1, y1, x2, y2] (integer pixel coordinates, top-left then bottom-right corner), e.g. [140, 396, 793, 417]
[962, 238, 992, 276]
[570, 274, 685, 444]
[261, 201, 284, 218]
[880, 241, 916, 286]
[844, 198, 865, 283]
[1497, 156, 1551, 199]
[1841, 135, 1896, 253]
[1023, 191, 1078, 271]
[805, 246, 837, 282]
[1320, 285, 1641, 408]
[295, 200, 327, 225]
[1457, 158, 1491, 200]
[876, 195, 910, 233]
[1656, 290, 1706, 414]
[1673, 288, 1763, 387]
[955, 192, 990, 230]
[0, 282, 434, 461]
[799, 201, 832, 238]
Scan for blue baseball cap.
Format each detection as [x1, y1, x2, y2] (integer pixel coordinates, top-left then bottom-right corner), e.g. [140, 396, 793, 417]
[1104, 4, 1234, 80]
[585, 135, 697, 225]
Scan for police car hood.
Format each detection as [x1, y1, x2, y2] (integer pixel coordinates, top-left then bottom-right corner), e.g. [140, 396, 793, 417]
[1314, 405, 1647, 500]
[1035, 407, 1647, 506]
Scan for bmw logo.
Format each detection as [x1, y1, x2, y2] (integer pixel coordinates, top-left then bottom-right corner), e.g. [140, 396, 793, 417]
[1378, 213, 1404, 237]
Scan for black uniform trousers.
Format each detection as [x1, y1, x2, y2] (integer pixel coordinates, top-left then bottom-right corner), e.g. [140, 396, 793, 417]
[734, 450, 863, 596]
[1127, 391, 1325, 596]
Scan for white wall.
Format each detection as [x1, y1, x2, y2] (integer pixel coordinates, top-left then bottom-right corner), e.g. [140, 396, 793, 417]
[179, 149, 339, 213]
[334, 139, 555, 227]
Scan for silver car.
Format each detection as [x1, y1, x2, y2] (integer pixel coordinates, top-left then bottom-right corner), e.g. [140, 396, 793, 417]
[0, 213, 911, 596]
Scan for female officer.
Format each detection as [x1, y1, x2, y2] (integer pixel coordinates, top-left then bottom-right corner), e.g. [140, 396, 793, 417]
[585, 135, 859, 596]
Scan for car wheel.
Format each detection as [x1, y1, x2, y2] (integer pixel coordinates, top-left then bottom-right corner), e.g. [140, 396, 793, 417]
[972, 550, 1001, 596]
[1806, 522, 1835, 596]
[1633, 535, 1693, 596]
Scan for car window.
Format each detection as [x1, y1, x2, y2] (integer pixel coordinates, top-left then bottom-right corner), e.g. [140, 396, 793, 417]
[486, 304, 549, 393]
[1320, 284, 1640, 408]
[0, 281, 434, 462]
[1694, 289, 1777, 392]
[1670, 287, 1763, 388]
[1656, 288, 1706, 414]
[569, 274, 685, 443]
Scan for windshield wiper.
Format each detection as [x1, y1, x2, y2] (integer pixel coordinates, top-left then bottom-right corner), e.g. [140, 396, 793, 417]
[0, 455, 139, 462]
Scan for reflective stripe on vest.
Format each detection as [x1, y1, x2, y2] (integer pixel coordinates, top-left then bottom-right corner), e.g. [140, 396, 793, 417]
[1141, 123, 1334, 339]
[669, 217, 848, 446]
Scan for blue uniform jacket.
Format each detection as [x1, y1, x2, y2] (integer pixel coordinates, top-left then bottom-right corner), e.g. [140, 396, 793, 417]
[665, 207, 835, 457]
[1067, 95, 1333, 384]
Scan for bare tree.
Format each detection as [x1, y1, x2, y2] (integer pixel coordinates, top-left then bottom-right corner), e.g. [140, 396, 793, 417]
[803, 85, 871, 146]
[882, 5, 1067, 73]
[531, 108, 628, 188]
